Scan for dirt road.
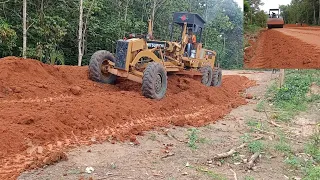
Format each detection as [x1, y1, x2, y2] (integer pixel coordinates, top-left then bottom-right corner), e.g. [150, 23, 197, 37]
[0, 57, 256, 179]
[245, 26, 320, 69]
[17, 70, 320, 180]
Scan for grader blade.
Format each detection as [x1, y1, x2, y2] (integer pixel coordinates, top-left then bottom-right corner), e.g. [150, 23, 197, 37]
[174, 70, 202, 77]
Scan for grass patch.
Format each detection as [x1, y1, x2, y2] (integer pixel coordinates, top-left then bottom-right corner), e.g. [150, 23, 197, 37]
[188, 128, 199, 149]
[280, 131, 320, 179]
[267, 70, 320, 121]
[244, 24, 262, 35]
[232, 152, 242, 163]
[240, 133, 252, 143]
[303, 165, 320, 180]
[304, 132, 320, 163]
[248, 140, 264, 153]
[255, 100, 266, 112]
[148, 133, 157, 141]
[244, 176, 255, 180]
[275, 131, 293, 154]
[195, 167, 227, 180]
[245, 118, 266, 132]
[275, 141, 292, 154]
[284, 155, 302, 169]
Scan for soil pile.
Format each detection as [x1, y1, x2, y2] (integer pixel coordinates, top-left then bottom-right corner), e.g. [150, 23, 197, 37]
[244, 29, 320, 69]
[0, 57, 256, 179]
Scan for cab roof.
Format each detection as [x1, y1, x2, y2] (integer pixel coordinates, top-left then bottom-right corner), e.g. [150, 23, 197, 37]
[173, 12, 206, 29]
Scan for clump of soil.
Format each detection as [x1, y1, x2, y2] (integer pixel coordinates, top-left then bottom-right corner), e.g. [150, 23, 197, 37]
[0, 57, 256, 179]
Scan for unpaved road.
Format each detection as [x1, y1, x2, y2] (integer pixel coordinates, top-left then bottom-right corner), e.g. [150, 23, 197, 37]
[0, 57, 256, 179]
[18, 70, 282, 180]
[18, 70, 320, 180]
[245, 26, 320, 69]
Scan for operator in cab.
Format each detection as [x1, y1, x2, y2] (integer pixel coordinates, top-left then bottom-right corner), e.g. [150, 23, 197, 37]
[188, 29, 197, 46]
[186, 28, 197, 57]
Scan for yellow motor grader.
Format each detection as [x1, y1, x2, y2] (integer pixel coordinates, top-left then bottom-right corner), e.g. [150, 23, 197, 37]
[89, 12, 222, 99]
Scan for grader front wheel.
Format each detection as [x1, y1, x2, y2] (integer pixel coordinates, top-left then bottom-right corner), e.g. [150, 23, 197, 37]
[89, 50, 117, 84]
[142, 62, 168, 100]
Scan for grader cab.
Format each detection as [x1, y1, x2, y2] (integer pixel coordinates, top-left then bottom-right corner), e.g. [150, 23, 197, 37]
[89, 12, 222, 99]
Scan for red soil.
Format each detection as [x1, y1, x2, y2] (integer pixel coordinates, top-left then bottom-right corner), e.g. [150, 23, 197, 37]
[284, 23, 309, 27]
[244, 28, 320, 69]
[0, 57, 256, 179]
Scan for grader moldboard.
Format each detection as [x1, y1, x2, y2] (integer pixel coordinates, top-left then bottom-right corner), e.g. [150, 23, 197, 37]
[89, 12, 222, 100]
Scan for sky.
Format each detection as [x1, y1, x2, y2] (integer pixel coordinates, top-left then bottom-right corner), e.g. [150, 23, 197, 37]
[260, 0, 291, 12]
[234, 0, 244, 10]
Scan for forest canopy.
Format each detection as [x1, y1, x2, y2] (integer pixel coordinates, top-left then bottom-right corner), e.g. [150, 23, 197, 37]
[280, 0, 320, 25]
[0, 0, 243, 69]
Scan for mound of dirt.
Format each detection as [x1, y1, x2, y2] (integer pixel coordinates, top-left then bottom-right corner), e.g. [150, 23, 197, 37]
[0, 57, 256, 179]
[244, 29, 320, 69]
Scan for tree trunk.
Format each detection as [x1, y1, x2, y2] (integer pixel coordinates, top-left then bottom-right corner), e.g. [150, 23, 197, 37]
[82, 0, 96, 58]
[23, 0, 27, 59]
[313, 1, 316, 24]
[123, 0, 129, 37]
[318, 0, 320, 25]
[124, 0, 129, 22]
[151, 0, 156, 34]
[78, 0, 84, 66]
[117, 1, 122, 39]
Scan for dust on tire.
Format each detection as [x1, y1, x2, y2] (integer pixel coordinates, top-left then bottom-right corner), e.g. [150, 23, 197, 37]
[200, 66, 213, 86]
[89, 50, 117, 84]
[212, 67, 222, 87]
[142, 62, 167, 99]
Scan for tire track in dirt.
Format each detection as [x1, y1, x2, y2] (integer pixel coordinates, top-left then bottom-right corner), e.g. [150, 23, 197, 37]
[245, 28, 320, 69]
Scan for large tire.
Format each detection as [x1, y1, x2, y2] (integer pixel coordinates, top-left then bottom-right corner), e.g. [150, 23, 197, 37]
[89, 50, 117, 84]
[200, 66, 213, 86]
[211, 67, 222, 87]
[142, 62, 167, 100]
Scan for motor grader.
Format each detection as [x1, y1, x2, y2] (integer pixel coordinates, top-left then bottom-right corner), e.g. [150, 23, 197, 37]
[88, 12, 222, 99]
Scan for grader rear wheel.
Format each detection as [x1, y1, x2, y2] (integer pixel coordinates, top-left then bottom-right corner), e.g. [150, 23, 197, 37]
[89, 50, 117, 84]
[142, 62, 167, 100]
[200, 66, 213, 86]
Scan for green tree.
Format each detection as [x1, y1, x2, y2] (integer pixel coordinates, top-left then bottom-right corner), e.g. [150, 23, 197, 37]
[0, 0, 243, 69]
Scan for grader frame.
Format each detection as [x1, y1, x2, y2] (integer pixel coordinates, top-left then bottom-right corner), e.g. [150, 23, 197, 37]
[89, 12, 222, 99]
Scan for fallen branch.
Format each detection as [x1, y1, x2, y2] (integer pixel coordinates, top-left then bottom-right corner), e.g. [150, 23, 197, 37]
[229, 169, 238, 180]
[169, 134, 188, 143]
[253, 109, 285, 113]
[161, 152, 175, 159]
[213, 136, 263, 159]
[247, 152, 260, 169]
[268, 120, 282, 128]
[263, 108, 282, 128]
[253, 128, 299, 142]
